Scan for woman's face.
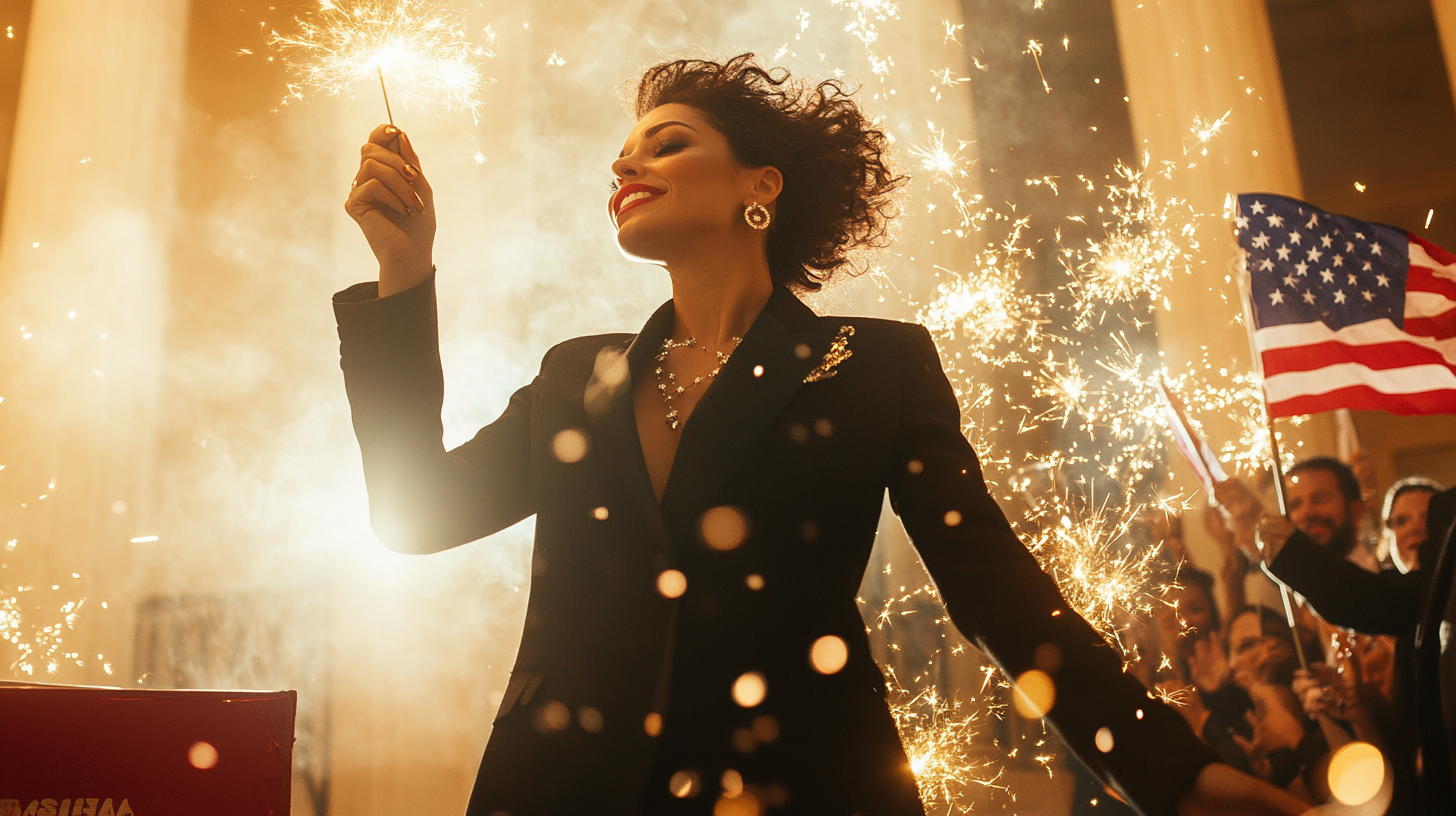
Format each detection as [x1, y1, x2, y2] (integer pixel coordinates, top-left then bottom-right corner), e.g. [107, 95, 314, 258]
[609, 103, 775, 266]
[1388, 488, 1433, 573]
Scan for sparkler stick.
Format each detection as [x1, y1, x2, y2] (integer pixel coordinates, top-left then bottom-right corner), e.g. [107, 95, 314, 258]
[377, 65, 395, 126]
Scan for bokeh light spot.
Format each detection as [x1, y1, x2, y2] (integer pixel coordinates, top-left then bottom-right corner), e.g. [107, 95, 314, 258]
[795, 343, 812, 359]
[188, 740, 218, 770]
[643, 712, 662, 737]
[551, 428, 589, 463]
[657, 569, 687, 598]
[1095, 727, 1114, 753]
[1012, 669, 1055, 718]
[721, 769, 744, 797]
[943, 510, 962, 527]
[713, 790, 762, 816]
[577, 706, 604, 733]
[906, 459, 923, 474]
[732, 727, 757, 753]
[592, 505, 609, 521]
[745, 573, 765, 591]
[732, 671, 767, 707]
[669, 770, 701, 798]
[111, 500, 127, 515]
[701, 506, 749, 551]
[752, 365, 764, 378]
[814, 418, 833, 437]
[1328, 741, 1384, 805]
[535, 700, 570, 732]
[751, 715, 779, 743]
[809, 635, 848, 674]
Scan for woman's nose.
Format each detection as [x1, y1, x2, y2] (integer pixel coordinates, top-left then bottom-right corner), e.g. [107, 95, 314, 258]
[611, 154, 640, 180]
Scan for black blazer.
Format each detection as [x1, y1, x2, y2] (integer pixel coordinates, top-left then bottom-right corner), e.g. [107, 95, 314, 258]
[333, 278, 1215, 816]
[1269, 487, 1456, 813]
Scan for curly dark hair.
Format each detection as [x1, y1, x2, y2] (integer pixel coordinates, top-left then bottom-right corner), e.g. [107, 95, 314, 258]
[629, 54, 906, 292]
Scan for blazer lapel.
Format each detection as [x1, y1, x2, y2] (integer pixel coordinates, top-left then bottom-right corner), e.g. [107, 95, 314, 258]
[585, 300, 676, 563]
[660, 287, 836, 527]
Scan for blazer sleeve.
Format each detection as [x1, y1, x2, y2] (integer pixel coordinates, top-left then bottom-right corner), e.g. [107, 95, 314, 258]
[1266, 531, 1425, 636]
[334, 274, 537, 553]
[887, 324, 1216, 816]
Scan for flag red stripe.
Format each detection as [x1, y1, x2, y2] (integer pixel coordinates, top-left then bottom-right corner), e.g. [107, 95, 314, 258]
[1268, 384, 1456, 418]
[1407, 265, 1456, 301]
[1412, 232, 1456, 266]
[1406, 311, 1456, 340]
[1260, 340, 1455, 376]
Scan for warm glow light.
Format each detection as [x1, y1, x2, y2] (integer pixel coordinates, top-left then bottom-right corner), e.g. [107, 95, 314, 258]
[1012, 669, 1055, 718]
[188, 741, 219, 769]
[1328, 741, 1384, 805]
[551, 428, 589, 463]
[700, 506, 749, 551]
[669, 770, 701, 798]
[731, 671, 767, 707]
[656, 569, 687, 599]
[809, 635, 849, 674]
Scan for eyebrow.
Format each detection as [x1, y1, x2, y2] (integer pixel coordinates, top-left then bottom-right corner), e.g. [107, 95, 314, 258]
[618, 120, 697, 158]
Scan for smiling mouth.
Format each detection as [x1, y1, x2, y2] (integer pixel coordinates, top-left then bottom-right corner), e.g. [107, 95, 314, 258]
[612, 183, 665, 222]
[616, 190, 661, 218]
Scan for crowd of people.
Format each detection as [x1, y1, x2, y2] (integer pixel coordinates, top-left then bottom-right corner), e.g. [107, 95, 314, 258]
[1126, 455, 1455, 812]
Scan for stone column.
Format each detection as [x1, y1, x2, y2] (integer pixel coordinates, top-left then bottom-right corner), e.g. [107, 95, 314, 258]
[1109, 1, 1335, 566]
[0, 0, 188, 683]
[1434, 0, 1456, 111]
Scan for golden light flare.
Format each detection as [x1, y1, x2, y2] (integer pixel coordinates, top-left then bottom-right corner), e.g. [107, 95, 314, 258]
[268, 0, 492, 117]
[1327, 741, 1385, 805]
[1019, 495, 1178, 659]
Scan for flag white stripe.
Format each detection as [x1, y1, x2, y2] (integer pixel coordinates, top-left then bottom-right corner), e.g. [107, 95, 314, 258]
[1407, 291, 1456, 319]
[1410, 241, 1456, 280]
[1264, 362, 1456, 403]
[1255, 319, 1456, 365]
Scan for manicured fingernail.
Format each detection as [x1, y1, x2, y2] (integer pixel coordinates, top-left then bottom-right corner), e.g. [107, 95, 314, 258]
[402, 164, 420, 180]
[385, 125, 399, 134]
[412, 191, 426, 210]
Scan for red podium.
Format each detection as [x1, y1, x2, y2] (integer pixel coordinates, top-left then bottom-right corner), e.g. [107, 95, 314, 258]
[0, 682, 295, 816]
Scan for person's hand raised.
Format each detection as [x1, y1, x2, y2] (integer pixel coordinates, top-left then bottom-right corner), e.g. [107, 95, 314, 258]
[1255, 515, 1296, 565]
[345, 124, 437, 297]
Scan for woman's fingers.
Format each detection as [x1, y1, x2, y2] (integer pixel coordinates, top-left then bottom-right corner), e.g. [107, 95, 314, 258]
[349, 176, 409, 218]
[367, 123, 403, 150]
[359, 142, 429, 211]
[355, 156, 421, 213]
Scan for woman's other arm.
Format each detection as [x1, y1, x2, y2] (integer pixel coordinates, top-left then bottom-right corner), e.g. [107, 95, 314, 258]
[887, 325, 1304, 816]
[1256, 517, 1425, 636]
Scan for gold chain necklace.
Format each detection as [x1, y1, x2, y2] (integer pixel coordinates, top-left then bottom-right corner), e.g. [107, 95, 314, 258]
[654, 336, 741, 430]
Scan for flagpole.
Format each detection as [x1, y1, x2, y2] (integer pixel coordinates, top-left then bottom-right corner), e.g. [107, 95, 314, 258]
[1232, 204, 1311, 671]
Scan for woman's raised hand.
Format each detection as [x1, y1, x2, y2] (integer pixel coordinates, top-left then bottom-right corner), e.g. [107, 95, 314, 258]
[345, 124, 437, 297]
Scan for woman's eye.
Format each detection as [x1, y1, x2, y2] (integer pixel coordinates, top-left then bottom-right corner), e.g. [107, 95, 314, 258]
[653, 140, 686, 157]
[607, 180, 620, 193]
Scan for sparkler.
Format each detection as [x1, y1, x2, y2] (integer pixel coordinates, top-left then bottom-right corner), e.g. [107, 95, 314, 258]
[1019, 494, 1178, 660]
[268, 0, 491, 119]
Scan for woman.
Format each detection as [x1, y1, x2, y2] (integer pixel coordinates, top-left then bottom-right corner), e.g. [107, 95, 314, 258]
[1381, 477, 1444, 573]
[335, 55, 1303, 815]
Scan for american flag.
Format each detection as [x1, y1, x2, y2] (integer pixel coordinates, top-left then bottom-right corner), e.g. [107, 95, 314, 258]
[1235, 193, 1456, 418]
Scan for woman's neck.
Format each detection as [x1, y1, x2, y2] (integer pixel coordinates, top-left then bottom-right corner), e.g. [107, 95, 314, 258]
[664, 249, 775, 350]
